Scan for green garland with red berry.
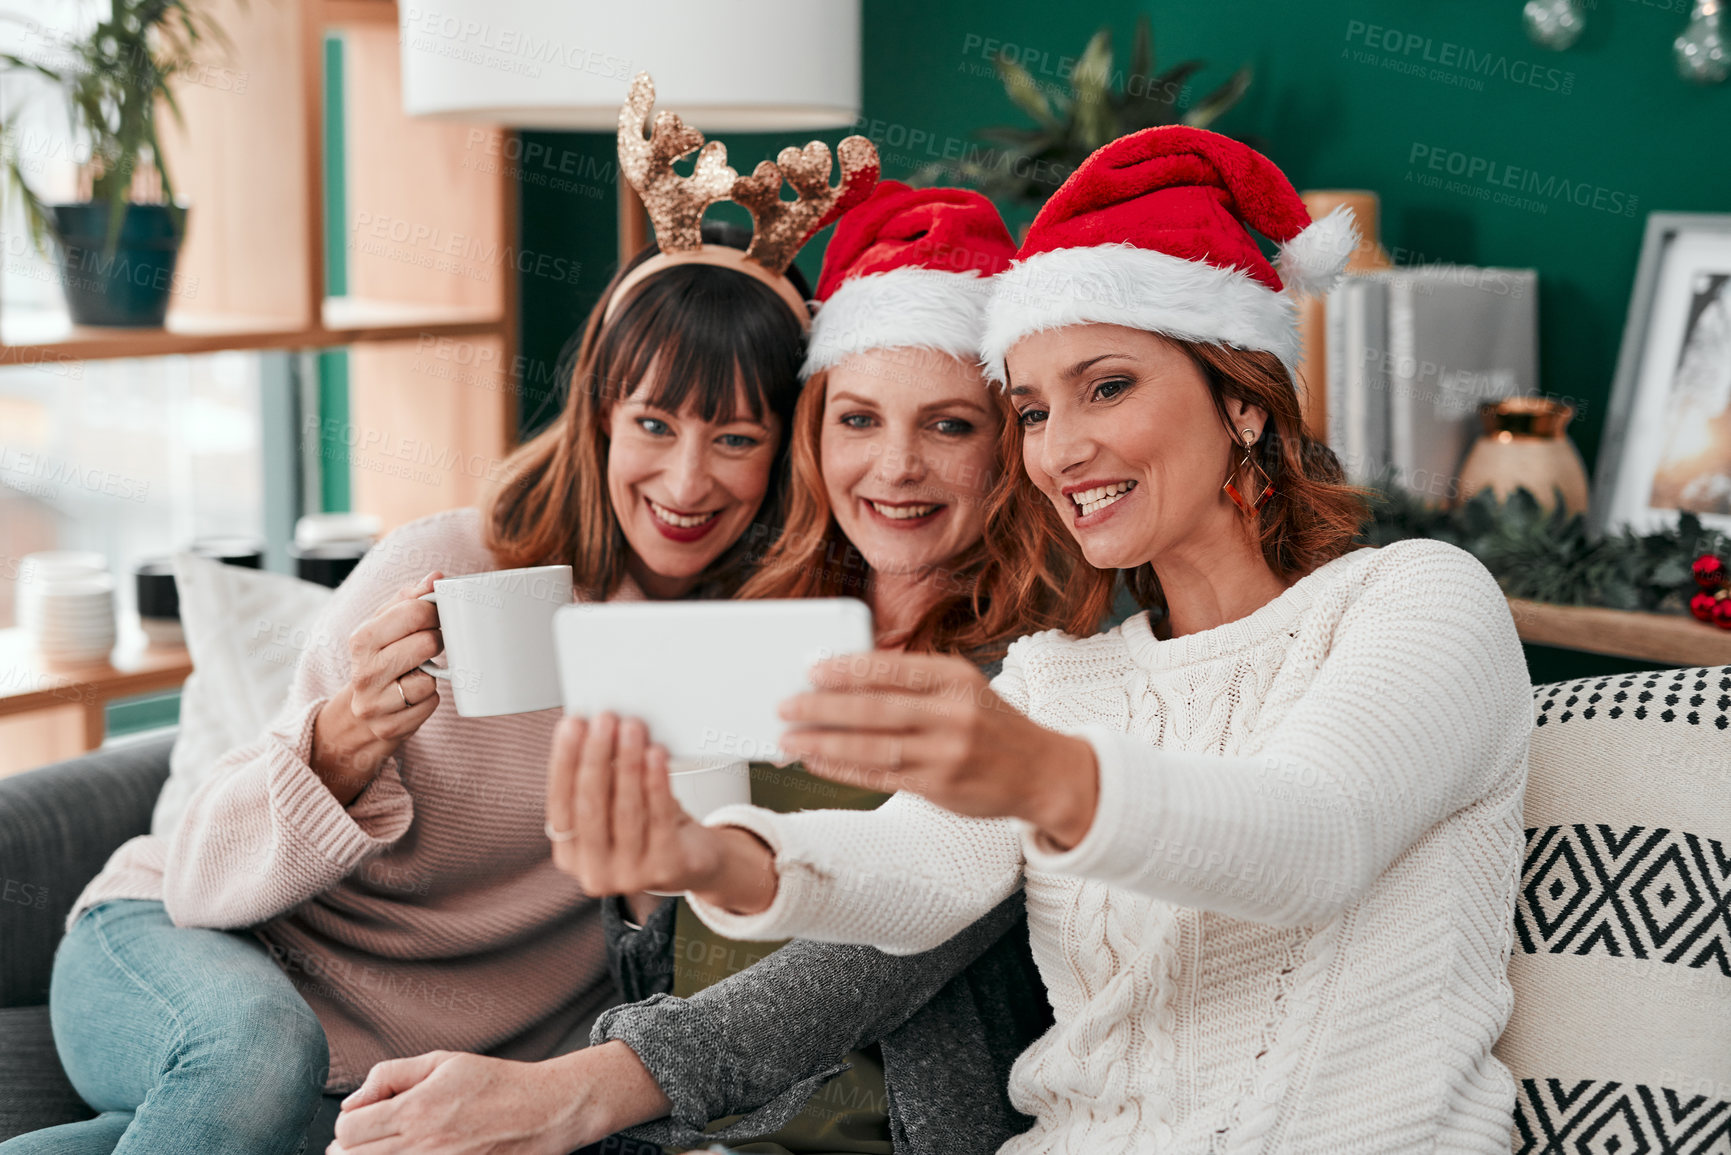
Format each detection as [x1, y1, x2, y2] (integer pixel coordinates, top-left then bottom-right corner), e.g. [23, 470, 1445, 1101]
[1360, 482, 1731, 623]
[1689, 555, 1731, 627]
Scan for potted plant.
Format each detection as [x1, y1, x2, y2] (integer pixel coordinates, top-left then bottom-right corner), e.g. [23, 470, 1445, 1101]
[916, 15, 1256, 218]
[2, 1, 223, 327]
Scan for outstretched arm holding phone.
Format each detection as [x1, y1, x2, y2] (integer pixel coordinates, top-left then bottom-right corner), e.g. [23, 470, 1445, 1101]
[542, 651, 1098, 953]
[543, 712, 784, 917]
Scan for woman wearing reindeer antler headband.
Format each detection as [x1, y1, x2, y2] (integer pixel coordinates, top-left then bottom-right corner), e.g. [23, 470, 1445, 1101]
[606, 72, 879, 325]
[14, 73, 873, 1155]
[487, 71, 879, 602]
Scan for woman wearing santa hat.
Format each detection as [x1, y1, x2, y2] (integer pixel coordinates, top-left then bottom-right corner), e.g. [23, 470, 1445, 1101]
[327, 181, 1109, 1155]
[543, 125, 1533, 1153]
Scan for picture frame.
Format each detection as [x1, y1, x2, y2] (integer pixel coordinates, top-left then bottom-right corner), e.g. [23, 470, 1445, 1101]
[1594, 212, 1731, 534]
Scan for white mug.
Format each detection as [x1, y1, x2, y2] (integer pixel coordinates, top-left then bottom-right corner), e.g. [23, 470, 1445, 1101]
[418, 565, 573, 717]
[646, 755, 751, 895]
[667, 756, 751, 820]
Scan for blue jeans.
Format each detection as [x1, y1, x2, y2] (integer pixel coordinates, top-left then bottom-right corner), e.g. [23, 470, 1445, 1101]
[0, 900, 330, 1155]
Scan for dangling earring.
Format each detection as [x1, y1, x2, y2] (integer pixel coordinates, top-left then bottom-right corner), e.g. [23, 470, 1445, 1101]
[1223, 427, 1275, 515]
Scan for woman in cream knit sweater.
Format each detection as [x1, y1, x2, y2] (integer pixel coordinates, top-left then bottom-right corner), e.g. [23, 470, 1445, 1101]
[537, 127, 1534, 1154]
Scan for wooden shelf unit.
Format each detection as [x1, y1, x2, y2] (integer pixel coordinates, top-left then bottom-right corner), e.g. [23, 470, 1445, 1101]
[0, 0, 520, 533]
[0, 303, 506, 365]
[0, 0, 513, 365]
[0, 626, 193, 776]
[1508, 598, 1731, 667]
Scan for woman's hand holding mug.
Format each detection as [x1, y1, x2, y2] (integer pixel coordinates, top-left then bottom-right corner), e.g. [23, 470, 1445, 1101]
[310, 571, 446, 805]
[544, 712, 779, 915]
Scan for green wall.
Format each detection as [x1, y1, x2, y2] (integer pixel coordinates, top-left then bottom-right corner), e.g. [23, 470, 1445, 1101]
[517, 0, 1731, 681]
[856, 0, 1730, 474]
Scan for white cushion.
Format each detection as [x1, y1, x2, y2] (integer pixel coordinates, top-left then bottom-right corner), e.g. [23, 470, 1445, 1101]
[149, 553, 334, 837]
[1497, 666, 1731, 1152]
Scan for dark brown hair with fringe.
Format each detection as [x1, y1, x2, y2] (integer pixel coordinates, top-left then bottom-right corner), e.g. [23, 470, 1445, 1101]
[484, 222, 807, 600]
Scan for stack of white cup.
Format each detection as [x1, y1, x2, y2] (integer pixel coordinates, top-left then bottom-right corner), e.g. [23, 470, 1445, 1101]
[19, 551, 115, 664]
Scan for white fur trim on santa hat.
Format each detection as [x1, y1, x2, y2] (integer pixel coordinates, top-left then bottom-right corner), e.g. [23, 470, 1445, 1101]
[1276, 203, 1360, 298]
[802, 267, 994, 379]
[980, 243, 1301, 385]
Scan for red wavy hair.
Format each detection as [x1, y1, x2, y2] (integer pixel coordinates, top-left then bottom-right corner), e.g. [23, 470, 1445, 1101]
[1113, 339, 1371, 622]
[738, 369, 1113, 660]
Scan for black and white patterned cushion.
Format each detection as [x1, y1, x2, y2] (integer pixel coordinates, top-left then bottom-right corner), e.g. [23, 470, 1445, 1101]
[1498, 666, 1731, 1154]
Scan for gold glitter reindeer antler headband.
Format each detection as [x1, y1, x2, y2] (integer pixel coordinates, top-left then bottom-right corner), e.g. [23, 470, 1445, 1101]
[603, 72, 881, 328]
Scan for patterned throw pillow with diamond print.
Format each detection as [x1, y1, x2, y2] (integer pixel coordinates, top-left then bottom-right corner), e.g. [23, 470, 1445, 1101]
[1495, 665, 1731, 1154]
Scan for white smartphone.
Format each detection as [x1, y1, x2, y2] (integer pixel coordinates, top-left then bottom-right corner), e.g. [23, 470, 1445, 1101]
[552, 597, 874, 760]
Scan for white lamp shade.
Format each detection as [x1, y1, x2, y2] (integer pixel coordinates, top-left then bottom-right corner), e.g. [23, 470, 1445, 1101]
[398, 0, 861, 131]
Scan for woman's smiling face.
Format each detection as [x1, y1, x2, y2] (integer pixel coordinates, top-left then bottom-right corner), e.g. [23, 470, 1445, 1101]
[820, 347, 1001, 578]
[1006, 323, 1265, 571]
[605, 376, 781, 597]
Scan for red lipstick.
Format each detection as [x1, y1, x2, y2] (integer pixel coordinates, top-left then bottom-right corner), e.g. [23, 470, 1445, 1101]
[646, 497, 721, 543]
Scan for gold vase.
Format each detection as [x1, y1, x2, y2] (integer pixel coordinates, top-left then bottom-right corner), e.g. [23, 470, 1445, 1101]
[1456, 397, 1590, 512]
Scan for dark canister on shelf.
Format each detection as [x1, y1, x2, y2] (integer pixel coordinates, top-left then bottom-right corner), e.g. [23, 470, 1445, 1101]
[134, 557, 182, 646]
[290, 541, 369, 589]
[189, 537, 265, 569]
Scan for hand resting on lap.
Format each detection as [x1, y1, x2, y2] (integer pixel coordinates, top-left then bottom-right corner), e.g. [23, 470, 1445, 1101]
[327, 1040, 670, 1155]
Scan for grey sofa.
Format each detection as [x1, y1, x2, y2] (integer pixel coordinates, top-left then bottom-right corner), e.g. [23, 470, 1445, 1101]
[8, 667, 1723, 1153]
[0, 732, 659, 1155]
[0, 734, 360, 1150]
[0, 732, 176, 1142]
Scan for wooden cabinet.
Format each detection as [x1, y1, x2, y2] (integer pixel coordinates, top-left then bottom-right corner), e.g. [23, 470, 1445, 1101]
[0, 0, 518, 530]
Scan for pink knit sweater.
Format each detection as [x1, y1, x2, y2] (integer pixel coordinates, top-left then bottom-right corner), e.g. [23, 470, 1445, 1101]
[70, 508, 633, 1091]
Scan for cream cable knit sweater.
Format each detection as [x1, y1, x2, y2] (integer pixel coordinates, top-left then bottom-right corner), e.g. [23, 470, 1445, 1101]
[690, 538, 1532, 1154]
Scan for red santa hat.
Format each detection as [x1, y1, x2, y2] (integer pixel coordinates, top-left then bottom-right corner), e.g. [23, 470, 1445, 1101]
[803, 181, 1017, 379]
[980, 126, 1359, 384]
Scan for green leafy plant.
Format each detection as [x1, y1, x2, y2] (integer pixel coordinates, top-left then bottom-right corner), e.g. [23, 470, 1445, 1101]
[914, 14, 1254, 212]
[1361, 481, 1730, 613]
[0, 1, 225, 253]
